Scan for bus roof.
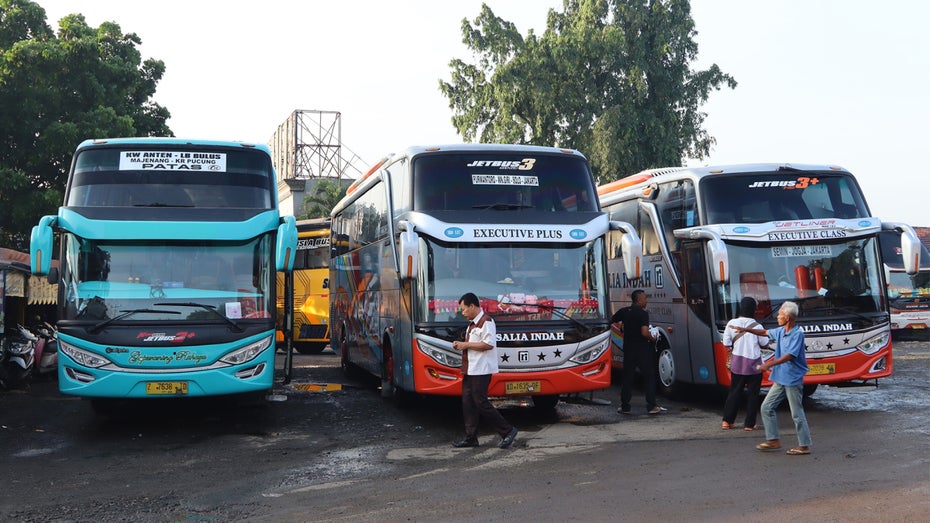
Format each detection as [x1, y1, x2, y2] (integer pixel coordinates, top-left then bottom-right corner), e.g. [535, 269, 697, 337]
[598, 163, 851, 198]
[344, 143, 586, 199]
[76, 137, 271, 155]
[296, 218, 330, 232]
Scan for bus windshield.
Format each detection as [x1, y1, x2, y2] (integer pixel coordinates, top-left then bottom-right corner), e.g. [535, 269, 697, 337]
[59, 234, 274, 323]
[66, 147, 273, 209]
[412, 153, 598, 212]
[420, 239, 607, 323]
[295, 237, 330, 270]
[887, 270, 930, 300]
[701, 173, 869, 224]
[715, 237, 884, 325]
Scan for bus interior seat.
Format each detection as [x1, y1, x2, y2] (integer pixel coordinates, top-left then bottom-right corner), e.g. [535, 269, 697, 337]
[738, 272, 773, 319]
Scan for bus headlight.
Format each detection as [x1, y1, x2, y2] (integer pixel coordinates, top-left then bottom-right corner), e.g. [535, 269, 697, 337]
[220, 336, 272, 365]
[857, 332, 889, 355]
[569, 338, 610, 364]
[417, 340, 462, 368]
[60, 341, 111, 368]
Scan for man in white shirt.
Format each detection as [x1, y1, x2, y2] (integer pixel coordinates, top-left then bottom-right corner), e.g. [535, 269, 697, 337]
[451, 292, 518, 449]
[721, 297, 769, 430]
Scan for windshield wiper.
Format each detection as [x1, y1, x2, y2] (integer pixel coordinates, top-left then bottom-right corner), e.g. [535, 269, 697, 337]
[88, 309, 180, 334]
[472, 203, 533, 210]
[155, 302, 244, 332]
[500, 301, 593, 334]
[802, 305, 876, 323]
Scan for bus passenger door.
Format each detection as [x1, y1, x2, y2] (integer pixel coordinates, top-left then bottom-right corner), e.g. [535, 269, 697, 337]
[681, 241, 716, 386]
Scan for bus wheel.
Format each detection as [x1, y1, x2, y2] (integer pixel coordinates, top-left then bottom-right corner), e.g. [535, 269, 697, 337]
[656, 345, 679, 398]
[380, 344, 396, 399]
[532, 394, 559, 412]
[381, 343, 414, 407]
[295, 342, 327, 355]
[339, 333, 357, 378]
[803, 384, 819, 397]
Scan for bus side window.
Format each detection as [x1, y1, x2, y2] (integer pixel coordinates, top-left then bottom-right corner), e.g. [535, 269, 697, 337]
[80, 246, 111, 281]
[639, 210, 660, 256]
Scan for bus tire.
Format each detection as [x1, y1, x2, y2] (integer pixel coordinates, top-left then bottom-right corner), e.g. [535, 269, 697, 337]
[803, 384, 819, 397]
[295, 342, 327, 355]
[532, 394, 559, 412]
[380, 341, 415, 408]
[339, 332, 360, 379]
[655, 343, 681, 399]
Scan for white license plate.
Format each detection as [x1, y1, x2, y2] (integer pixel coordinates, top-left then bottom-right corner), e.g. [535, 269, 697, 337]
[771, 245, 833, 258]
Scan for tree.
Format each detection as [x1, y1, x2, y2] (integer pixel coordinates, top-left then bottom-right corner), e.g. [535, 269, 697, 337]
[439, 0, 736, 182]
[298, 179, 347, 220]
[0, 0, 171, 250]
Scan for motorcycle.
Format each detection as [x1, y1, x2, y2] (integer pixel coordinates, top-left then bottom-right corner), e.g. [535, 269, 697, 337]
[33, 321, 59, 379]
[0, 324, 37, 389]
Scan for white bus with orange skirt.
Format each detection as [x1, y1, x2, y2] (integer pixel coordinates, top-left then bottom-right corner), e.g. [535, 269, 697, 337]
[598, 163, 920, 396]
[329, 144, 641, 409]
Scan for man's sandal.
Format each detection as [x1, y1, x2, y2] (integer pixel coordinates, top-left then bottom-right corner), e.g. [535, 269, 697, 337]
[786, 447, 811, 455]
[756, 441, 781, 451]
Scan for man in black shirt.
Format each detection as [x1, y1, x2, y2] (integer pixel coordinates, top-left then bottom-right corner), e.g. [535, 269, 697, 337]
[612, 289, 664, 415]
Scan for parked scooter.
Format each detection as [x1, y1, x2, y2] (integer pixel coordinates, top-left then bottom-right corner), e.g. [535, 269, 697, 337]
[33, 321, 58, 379]
[0, 324, 37, 389]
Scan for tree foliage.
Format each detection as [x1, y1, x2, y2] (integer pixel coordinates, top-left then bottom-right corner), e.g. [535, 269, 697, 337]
[439, 0, 736, 182]
[0, 0, 171, 250]
[298, 178, 347, 220]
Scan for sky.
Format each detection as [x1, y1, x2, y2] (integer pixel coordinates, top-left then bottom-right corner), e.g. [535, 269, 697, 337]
[36, 0, 930, 227]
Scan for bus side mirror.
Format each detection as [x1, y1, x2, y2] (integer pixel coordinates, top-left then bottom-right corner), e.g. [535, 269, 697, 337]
[705, 237, 729, 284]
[610, 221, 643, 280]
[276, 216, 298, 271]
[398, 220, 419, 280]
[885, 222, 921, 275]
[30, 215, 57, 276]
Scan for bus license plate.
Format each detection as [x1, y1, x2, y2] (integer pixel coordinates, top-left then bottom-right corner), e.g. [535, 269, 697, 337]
[806, 363, 835, 376]
[145, 381, 189, 395]
[505, 381, 541, 394]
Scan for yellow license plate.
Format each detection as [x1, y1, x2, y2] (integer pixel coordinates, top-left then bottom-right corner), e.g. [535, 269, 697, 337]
[806, 363, 836, 376]
[911, 324, 926, 329]
[145, 381, 189, 395]
[505, 380, 541, 394]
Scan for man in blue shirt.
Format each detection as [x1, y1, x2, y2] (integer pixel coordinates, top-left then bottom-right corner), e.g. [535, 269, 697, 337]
[733, 300, 812, 455]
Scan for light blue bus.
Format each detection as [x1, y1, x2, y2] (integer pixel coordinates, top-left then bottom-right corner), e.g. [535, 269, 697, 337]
[30, 138, 297, 409]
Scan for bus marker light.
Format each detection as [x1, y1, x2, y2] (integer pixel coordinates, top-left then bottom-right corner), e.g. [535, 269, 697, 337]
[65, 367, 96, 383]
[235, 362, 266, 379]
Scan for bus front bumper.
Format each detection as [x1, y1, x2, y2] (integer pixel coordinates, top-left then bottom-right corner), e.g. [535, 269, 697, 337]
[57, 350, 275, 398]
[411, 344, 612, 397]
